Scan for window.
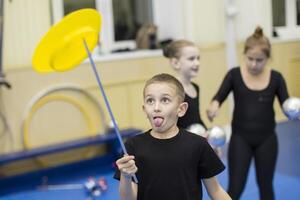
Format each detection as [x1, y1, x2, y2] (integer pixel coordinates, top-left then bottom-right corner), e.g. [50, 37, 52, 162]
[51, 0, 156, 54]
[297, 0, 300, 25]
[272, 0, 300, 38]
[99, 0, 154, 53]
[272, 0, 286, 27]
[112, 0, 153, 42]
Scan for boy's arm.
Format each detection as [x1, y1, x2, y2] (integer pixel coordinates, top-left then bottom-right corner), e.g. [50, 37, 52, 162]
[203, 176, 232, 200]
[119, 175, 137, 200]
[116, 155, 138, 200]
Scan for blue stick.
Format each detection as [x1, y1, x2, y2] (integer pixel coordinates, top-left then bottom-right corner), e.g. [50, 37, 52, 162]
[82, 39, 138, 183]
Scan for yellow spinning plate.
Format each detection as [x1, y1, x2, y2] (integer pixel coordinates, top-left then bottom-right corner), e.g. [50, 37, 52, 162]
[32, 9, 101, 73]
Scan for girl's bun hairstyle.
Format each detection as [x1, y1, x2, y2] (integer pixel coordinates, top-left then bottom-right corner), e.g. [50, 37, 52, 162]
[244, 26, 271, 58]
[162, 40, 195, 58]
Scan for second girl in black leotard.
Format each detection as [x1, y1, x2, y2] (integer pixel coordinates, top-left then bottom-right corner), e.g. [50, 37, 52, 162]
[207, 27, 289, 200]
[163, 40, 206, 129]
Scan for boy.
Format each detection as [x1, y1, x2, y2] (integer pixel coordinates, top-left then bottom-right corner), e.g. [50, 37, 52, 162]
[114, 73, 231, 200]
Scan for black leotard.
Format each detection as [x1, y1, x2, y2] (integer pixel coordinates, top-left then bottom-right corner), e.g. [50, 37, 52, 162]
[212, 67, 289, 200]
[213, 67, 289, 136]
[177, 82, 206, 129]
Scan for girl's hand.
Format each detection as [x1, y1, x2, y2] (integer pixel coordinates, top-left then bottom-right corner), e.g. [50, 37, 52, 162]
[116, 155, 138, 178]
[206, 100, 220, 122]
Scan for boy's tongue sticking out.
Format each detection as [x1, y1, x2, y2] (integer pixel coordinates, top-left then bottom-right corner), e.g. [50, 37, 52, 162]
[154, 117, 164, 127]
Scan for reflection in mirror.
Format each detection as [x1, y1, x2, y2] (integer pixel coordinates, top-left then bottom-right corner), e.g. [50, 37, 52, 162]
[112, 0, 153, 42]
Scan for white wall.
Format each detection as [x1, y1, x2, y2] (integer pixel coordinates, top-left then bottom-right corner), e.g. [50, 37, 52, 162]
[4, 0, 51, 68]
[191, 0, 273, 45]
[152, 0, 185, 40]
[193, 0, 226, 45]
[235, 0, 272, 40]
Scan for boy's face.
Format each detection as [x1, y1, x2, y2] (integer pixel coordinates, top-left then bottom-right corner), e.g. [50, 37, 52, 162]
[143, 82, 187, 133]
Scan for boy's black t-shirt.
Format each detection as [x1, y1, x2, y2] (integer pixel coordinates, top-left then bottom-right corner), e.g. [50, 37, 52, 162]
[114, 129, 225, 200]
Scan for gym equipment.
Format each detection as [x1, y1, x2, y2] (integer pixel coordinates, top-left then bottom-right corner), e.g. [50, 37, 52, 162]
[283, 97, 300, 120]
[186, 123, 207, 137]
[207, 126, 226, 147]
[32, 9, 138, 183]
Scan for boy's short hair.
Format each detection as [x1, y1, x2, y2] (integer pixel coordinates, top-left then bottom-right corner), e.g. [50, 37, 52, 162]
[143, 73, 185, 103]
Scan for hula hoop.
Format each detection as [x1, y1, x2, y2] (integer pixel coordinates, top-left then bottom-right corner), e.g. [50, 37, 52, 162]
[22, 85, 107, 166]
